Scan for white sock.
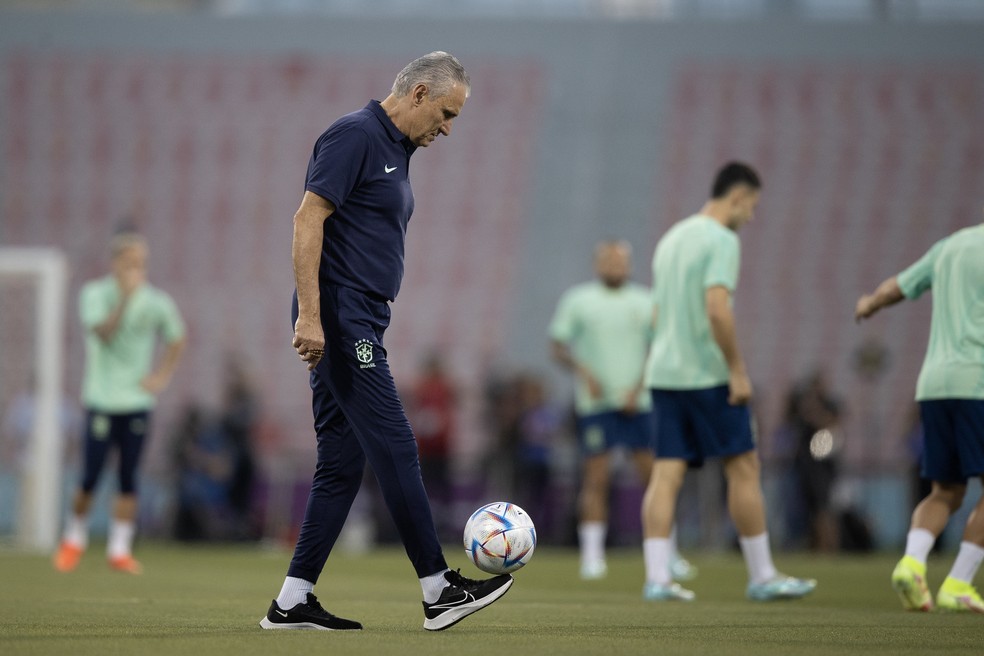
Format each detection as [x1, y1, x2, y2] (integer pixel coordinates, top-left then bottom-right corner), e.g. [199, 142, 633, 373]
[420, 568, 451, 603]
[669, 525, 680, 561]
[579, 521, 607, 566]
[107, 520, 134, 559]
[904, 528, 936, 564]
[643, 537, 672, 586]
[64, 514, 88, 549]
[739, 533, 778, 585]
[948, 541, 984, 584]
[276, 576, 314, 610]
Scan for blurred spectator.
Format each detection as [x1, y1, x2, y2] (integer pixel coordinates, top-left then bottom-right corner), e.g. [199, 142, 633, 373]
[1, 382, 82, 469]
[784, 369, 842, 552]
[406, 352, 457, 540]
[511, 373, 563, 536]
[171, 354, 259, 542]
[219, 354, 259, 536]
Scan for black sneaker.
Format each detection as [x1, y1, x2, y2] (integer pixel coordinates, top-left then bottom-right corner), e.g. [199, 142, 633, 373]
[422, 569, 513, 631]
[259, 592, 362, 631]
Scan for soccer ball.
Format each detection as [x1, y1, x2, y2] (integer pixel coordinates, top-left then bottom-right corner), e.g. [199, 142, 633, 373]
[463, 502, 536, 574]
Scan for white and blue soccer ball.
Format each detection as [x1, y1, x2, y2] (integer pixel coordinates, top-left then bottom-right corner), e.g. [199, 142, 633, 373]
[463, 501, 536, 575]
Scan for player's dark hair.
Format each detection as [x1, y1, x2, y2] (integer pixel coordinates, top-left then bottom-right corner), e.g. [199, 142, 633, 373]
[711, 161, 761, 199]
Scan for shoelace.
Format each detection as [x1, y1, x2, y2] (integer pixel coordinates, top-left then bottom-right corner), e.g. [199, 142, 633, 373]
[445, 568, 482, 590]
[304, 594, 336, 618]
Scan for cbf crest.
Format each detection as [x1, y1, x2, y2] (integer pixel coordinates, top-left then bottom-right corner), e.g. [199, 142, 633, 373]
[355, 339, 375, 369]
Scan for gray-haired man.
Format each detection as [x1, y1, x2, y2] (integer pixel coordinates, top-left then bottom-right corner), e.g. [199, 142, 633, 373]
[260, 52, 512, 633]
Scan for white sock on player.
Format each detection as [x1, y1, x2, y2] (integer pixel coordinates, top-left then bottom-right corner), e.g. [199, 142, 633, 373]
[669, 525, 680, 560]
[276, 576, 314, 610]
[64, 514, 89, 549]
[579, 521, 607, 567]
[643, 537, 673, 586]
[739, 532, 778, 585]
[904, 528, 936, 564]
[947, 541, 984, 584]
[420, 568, 451, 603]
[107, 520, 135, 559]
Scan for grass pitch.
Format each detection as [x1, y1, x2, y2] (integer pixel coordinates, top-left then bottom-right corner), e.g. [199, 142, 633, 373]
[1, 544, 981, 656]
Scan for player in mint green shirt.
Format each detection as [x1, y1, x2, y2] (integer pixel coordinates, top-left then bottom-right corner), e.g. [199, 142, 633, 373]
[54, 232, 185, 575]
[550, 240, 694, 582]
[640, 162, 815, 603]
[856, 220, 984, 613]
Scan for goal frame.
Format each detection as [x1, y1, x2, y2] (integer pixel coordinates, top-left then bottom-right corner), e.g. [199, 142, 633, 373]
[0, 248, 69, 552]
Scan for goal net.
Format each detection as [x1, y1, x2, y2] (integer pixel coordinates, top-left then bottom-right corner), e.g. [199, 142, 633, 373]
[0, 248, 69, 552]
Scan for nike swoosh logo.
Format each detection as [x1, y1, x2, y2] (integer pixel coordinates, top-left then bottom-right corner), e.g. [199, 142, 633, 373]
[275, 610, 288, 617]
[429, 591, 474, 609]
[384, 165, 397, 173]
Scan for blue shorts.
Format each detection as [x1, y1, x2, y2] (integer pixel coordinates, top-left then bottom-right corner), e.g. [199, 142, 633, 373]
[576, 410, 654, 456]
[81, 410, 150, 494]
[919, 399, 984, 482]
[650, 386, 755, 467]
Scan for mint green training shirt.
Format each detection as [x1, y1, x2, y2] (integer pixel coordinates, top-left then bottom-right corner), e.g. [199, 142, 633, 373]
[79, 276, 185, 413]
[645, 214, 740, 390]
[549, 280, 653, 416]
[897, 224, 984, 401]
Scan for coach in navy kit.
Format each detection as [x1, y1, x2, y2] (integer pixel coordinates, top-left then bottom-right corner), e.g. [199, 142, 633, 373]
[259, 52, 513, 633]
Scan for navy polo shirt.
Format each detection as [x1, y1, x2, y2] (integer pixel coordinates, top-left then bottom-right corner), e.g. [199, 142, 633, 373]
[305, 100, 417, 301]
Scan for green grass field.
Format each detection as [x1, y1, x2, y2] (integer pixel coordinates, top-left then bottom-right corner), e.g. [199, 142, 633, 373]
[1, 544, 981, 656]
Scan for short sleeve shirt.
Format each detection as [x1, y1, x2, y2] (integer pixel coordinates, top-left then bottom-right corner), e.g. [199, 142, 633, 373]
[306, 101, 417, 301]
[897, 224, 984, 400]
[644, 214, 740, 390]
[80, 276, 185, 412]
[549, 280, 653, 415]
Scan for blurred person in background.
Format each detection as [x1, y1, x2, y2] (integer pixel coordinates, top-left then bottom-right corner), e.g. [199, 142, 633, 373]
[406, 352, 457, 541]
[261, 52, 512, 633]
[54, 231, 186, 574]
[640, 162, 815, 603]
[856, 215, 984, 613]
[784, 370, 842, 552]
[171, 355, 258, 542]
[549, 240, 695, 581]
[511, 373, 561, 540]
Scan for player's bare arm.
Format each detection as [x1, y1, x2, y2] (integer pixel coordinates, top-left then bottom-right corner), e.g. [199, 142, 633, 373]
[622, 305, 658, 414]
[141, 336, 186, 394]
[551, 339, 603, 399]
[706, 285, 752, 405]
[855, 275, 904, 322]
[292, 191, 335, 371]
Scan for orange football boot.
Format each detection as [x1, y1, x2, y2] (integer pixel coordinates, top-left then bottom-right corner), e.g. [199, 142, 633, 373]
[53, 542, 84, 572]
[108, 555, 143, 574]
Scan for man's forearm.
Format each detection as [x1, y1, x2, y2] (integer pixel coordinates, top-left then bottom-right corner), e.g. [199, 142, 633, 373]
[867, 276, 905, 315]
[293, 207, 327, 321]
[709, 307, 746, 375]
[155, 338, 185, 380]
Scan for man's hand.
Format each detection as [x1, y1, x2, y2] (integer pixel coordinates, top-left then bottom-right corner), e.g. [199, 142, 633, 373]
[141, 371, 171, 395]
[855, 276, 904, 323]
[117, 266, 145, 297]
[855, 294, 876, 322]
[293, 316, 325, 371]
[728, 371, 753, 406]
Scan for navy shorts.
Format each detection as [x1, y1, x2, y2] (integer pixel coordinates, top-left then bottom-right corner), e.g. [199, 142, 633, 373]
[650, 386, 755, 467]
[576, 410, 654, 456]
[919, 399, 984, 482]
[81, 410, 150, 494]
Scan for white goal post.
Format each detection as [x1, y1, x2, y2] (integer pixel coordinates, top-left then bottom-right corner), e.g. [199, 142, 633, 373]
[0, 248, 69, 552]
